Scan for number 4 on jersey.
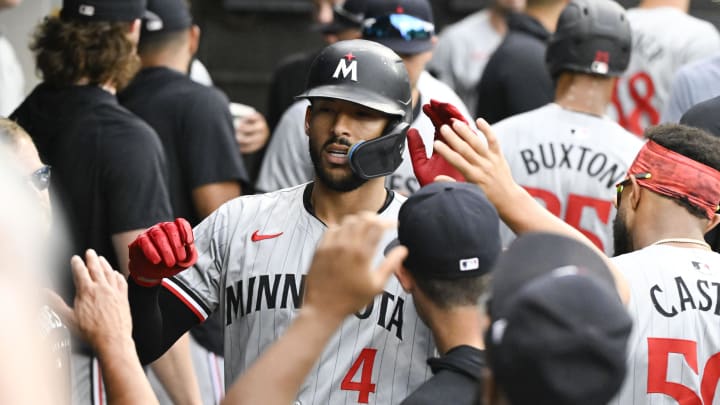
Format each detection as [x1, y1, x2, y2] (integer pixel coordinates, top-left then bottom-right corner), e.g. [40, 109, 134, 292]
[341, 348, 377, 403]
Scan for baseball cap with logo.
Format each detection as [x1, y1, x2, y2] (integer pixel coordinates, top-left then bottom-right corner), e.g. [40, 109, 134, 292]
[387, 181, 501, 279]
[61, 0, 148, 22]
[142, 0, 193, 36]
[362, 0, 435, 56]
[486, 232, 632, 405]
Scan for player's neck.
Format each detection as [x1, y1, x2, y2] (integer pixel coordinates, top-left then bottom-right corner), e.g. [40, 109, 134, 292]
[75, 77, 117, 94]
[489, 7, 509, 36]
[633, 199, 709, 250]
[639, 0, 689, 12]
[526, 2, 566, 33]
[140, 51, 191, 75]
[424, 306, 484, 354]
[555, 73, 613, 117]
[310, 178, 389, 226]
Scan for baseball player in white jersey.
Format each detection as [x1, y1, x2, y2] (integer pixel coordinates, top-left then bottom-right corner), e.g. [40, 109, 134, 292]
[611, 244, 720, 404]
[429, 103, 720, 403]
[256, 71, 473, 196]
[609, 0, 720, 136]
[127, 40, 438, 405]
[494, 0, 643, 255]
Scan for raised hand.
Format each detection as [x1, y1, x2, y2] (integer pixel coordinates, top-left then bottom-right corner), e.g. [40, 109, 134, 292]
[408, 99, 470, 186]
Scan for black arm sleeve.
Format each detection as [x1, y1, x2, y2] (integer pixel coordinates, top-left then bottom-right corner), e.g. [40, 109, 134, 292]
[128, 279, 202, 364]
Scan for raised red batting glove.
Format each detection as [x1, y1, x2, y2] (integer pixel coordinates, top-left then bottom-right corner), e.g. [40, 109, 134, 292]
[408, 99, 467, 186]
[128, 218, 198, 287]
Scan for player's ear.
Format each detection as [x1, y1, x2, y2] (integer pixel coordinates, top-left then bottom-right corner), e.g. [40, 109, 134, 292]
[394, 265, 414, 293]
[628, 174, 642, 210]
[188, 25, 201, 56]
[304, 105, 312, 136]
[705, 213, 720, 234]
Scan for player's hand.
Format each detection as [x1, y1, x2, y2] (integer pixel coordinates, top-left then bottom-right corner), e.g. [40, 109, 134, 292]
[408, 99, 468, 186]
[433, 118, 522, 207]
[235, 112, 270, 154]
[304, 212, 407, 321]
[128, 218, 198, 287]
[47, 249, 132, 348]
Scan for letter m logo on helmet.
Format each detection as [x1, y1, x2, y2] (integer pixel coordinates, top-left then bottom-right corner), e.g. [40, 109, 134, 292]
[332, 53, 358, 82]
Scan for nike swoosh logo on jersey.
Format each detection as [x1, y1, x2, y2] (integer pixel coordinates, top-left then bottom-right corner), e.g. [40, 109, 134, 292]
[251, 230, 283, 242]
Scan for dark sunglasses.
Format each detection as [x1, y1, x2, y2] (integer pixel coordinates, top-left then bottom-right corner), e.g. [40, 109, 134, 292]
[615, 172, 651, 207]
[362, 14, 435, 41]
[30, 165, 51, 191]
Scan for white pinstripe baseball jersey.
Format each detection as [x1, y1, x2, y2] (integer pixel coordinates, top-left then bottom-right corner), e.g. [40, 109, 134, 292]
[610, 245, 720, 404]
[495, 103, 643, 255]
[167, 183, 435, 405]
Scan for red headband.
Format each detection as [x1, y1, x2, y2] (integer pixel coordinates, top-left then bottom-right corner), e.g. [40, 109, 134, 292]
[628, 140, 720, 219]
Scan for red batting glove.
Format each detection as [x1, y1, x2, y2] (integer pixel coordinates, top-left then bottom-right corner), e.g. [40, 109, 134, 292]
[423, 99, 469, 141]
[128, 218, 198, 287]
[408, 99, 468, 186]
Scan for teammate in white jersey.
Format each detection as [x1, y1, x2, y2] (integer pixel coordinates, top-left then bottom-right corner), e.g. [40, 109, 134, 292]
[609, 0, 720, 136]
[256, 0, 474, 196]
[126, 39, 438, 405]
[493, 0, 642, 255]
[427, 91, 720, 405]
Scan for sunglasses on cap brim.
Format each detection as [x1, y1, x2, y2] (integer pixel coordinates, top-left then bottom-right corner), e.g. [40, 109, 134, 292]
[363, 14, 435, 42]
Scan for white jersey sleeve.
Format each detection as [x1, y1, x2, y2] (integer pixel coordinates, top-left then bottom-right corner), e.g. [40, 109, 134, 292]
[255, 100, 314, 192]
[168, 184, 435, 404]
[610, 245, 720, 405]
[609, 8, 720, 135]
[495, 104, 643, 255]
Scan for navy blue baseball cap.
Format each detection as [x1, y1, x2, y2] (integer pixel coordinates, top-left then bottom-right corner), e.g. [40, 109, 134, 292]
[486, 233, 632, 405]
[388, 181, 501, 279]
[142, 0, 193, 36]
[61, 0, 148, 22]
[362, 0, 435, 55]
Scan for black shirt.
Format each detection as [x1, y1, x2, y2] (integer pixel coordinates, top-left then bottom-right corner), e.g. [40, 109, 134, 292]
[12, 83, 173, 353]
[476, 12, 554, 124]
[266, 49, 320, 131]
[120, 67, 249, 355]
[401, 345, 486, 405]
[680, 96, 720, 252]
[119, 67, 248, 227]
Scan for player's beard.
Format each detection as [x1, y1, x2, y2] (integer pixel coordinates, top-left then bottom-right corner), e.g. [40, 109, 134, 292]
[612, 209, 633, 256]
[309, 136, 367, 192]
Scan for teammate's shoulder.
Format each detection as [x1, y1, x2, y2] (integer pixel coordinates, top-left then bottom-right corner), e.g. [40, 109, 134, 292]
[438, 9, 490, 38]
[492, 103, 554, 132]
[417, 70, 459, 96]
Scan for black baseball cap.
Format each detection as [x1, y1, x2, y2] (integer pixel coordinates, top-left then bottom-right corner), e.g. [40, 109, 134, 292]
[142, 0, 193, 36]
[320, 0, 367, 35]
[362, 0, 435, 55]
[388, 182, 501, 279]
[486, 232, 632, 405]
[61, 0, 148, 22]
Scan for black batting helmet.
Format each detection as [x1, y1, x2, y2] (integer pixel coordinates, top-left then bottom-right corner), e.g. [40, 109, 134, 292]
[296, 39, 412, 123]
[546, 0, 631, 79]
